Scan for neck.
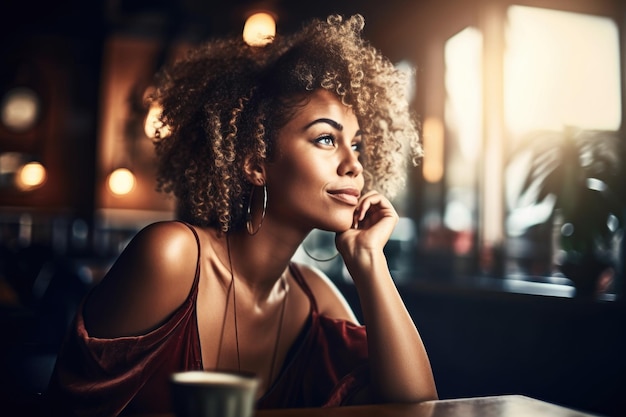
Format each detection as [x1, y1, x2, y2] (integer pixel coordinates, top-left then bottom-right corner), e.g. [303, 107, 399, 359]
[222, 223, 306, 299]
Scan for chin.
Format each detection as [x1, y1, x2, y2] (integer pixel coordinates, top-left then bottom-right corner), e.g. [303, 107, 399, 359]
[311, 206, 355, 233]
[319, 218, 353, 233]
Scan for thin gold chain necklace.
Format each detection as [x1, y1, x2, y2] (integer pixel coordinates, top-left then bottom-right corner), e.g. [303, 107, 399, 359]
[215, 235, 288, 387]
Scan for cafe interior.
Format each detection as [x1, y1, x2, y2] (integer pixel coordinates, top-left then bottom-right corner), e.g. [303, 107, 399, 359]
[0, 0, 625, 415]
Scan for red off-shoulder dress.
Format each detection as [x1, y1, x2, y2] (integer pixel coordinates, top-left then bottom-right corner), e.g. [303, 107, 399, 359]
[46, 225, 369, 417]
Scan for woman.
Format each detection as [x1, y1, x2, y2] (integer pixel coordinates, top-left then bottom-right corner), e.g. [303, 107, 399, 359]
[47, 14, 437, 416]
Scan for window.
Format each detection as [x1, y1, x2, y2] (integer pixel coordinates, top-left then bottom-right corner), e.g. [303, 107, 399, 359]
[438, 3, 622, 296]
[504, 6, 621, 139]
[443, 27, 483, 258]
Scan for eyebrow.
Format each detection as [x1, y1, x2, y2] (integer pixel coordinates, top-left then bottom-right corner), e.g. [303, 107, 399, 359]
[303, 118, 363, 138]
[303, 118, 343, 131]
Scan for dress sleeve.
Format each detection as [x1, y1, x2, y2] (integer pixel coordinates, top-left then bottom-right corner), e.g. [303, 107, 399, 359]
[316, 316, 369, 407]
[46, 221, 203, 417]
[45, 293, 202, 417]
[257, 312, 369, 409]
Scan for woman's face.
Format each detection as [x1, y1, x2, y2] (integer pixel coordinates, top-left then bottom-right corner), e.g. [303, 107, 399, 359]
[264, 89, 364, 233]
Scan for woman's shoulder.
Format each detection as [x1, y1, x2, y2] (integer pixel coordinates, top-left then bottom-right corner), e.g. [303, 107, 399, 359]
[83, 220, 201, 338]
[117, 220, 201, 296]
[135, 220, 198, 246]
[116, 221, 200, 281]
[292, 261, 359, 325]
[133, 220, 200, 260]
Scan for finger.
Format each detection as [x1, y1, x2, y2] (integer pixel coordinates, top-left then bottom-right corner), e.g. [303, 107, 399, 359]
[353, 191, 376, 227]
[356, 192, 388, 222]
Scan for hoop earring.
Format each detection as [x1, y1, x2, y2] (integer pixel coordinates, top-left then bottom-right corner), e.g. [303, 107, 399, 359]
[302, 232, 340, 262]
[246, 184, 267, 235]
[302, 245, 340, 262]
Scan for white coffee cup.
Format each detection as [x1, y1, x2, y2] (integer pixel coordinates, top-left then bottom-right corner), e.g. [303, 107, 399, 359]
[170, 370, 260, 417]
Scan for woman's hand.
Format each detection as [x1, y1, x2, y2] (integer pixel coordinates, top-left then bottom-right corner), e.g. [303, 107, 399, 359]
[335, 190, 439, 403]
[335, 190, 398, 263]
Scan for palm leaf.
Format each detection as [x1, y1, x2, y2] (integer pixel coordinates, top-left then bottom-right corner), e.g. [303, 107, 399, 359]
[509, 128, 624, 249]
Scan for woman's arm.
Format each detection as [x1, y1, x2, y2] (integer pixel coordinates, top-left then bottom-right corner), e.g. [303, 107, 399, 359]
[84, 221, 199, 338]
[335, 191, 438, 403]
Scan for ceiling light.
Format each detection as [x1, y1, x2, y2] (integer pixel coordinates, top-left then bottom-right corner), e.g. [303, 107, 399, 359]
[243, 12, 276, 46]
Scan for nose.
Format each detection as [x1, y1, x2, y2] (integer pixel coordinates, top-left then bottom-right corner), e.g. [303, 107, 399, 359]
[338, 146, 363, 178]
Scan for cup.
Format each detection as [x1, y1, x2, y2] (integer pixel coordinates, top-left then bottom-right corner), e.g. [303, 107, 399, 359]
[170, 370, 260, 417]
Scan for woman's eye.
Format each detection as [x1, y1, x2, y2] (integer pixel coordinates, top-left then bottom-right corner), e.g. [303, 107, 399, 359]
[351, 142, 362, 152]
[315, 135, 335, 146]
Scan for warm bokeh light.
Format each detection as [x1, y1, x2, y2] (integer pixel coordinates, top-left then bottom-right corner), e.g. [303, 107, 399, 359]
[243, 12, 276, 46]
[422, 117, 444, 183]
[144, 103, 171, 139]
[1, 87, 40, 131]
[15, 161, 46, 190]
[108, 168, 136, 196]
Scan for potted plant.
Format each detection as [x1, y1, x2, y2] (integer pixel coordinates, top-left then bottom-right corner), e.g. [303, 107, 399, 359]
[507, 127, 625, 297]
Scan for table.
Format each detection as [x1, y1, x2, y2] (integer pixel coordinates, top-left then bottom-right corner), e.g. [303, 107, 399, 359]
[254, 395, 600, 417]
[135, 395, 601, 417]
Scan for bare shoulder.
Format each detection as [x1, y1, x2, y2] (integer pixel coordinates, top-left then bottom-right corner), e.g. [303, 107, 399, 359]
[84, 221, 200, 337]
[293, 262, 359, 325]
[131, 221, 199, 272]
[106, 221, 199, 289]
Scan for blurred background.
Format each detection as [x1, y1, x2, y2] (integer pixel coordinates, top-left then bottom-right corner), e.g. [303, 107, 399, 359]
[0, 0, 625, 416]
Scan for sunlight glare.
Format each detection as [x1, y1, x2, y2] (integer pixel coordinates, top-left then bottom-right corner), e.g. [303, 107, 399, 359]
[505, 6, 621, 137]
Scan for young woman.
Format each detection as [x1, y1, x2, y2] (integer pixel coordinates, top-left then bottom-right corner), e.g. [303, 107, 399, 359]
[47, 14, 437, 416]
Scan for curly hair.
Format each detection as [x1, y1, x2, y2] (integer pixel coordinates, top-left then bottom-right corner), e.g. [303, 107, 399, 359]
[150, 14, 422, 232]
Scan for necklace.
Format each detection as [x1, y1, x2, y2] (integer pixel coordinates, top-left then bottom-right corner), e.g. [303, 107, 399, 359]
[216, 235, 288, 387]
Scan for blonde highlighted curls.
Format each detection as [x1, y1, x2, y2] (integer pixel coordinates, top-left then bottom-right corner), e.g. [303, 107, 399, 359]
[150, 14, 422, 233]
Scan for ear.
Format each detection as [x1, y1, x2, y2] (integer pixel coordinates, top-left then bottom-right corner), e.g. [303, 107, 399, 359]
[243, 155, 266, 186]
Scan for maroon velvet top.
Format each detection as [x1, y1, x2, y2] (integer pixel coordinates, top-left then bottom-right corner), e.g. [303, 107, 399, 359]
[46, 226, 369, 417]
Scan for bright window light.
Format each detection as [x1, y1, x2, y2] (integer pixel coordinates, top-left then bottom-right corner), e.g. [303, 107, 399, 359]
[505, 6, 621, 137]
[445, 27, 483, 164]
[445, 26, 483, 164]
[442, 27, 483, 238]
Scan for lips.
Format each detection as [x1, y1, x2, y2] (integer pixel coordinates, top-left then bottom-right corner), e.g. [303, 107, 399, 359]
[327, 188, 360, 206]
